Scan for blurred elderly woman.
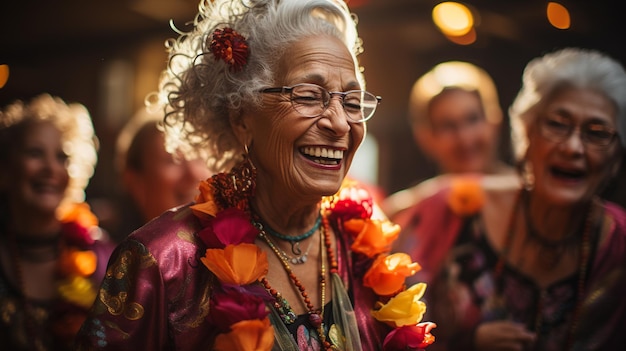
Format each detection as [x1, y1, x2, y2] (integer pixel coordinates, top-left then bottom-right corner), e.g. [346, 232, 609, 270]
[383, 61, 514, 220]
[0, 94, 115, 350]
[75, 0, 435, 350]
[112, 107, 211, 242]
[392, 47, 626, 351]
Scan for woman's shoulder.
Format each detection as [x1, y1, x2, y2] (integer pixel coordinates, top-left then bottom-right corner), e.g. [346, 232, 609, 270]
[388, 173, 521, 221]
[125, 204, 203, 260]
[599, 200, 626, 249]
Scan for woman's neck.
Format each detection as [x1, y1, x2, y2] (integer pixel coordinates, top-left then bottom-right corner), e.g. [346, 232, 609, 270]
[525, 191, 589, 242]
[252, 188, 322, 238]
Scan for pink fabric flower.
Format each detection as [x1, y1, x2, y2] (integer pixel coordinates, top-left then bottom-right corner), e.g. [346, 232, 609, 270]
[383, 322, 437, 351]
[197, 208, 259, 248]
[208, 287, 269, 333]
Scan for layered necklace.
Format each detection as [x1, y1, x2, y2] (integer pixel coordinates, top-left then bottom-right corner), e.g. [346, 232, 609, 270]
[255, 213, 336, 351]
[257, 214, 321, 264]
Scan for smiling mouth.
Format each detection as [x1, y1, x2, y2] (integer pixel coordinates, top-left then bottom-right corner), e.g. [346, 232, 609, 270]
[550, 166, 586, 181]
[300, 147, 344, 166]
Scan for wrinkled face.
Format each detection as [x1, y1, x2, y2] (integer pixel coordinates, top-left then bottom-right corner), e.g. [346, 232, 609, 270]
[526, 87, 620, 207]
[127, 130, 211, 221]
[244, 35, 366, 202]
[6, 121, 69, 216]
[423, 89, 498, 173]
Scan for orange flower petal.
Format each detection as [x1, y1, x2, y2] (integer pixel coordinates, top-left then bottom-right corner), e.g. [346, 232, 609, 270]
[447, 178, 485, 216]
[364, 253, 420, 296]
[57, 202, 98, 227]
[201, 244, 268, 285]
[214, 318, 274, 351]
[191, 200, 220, 219]
[350, 219, 400, 257]
[58, 248, 97, 277]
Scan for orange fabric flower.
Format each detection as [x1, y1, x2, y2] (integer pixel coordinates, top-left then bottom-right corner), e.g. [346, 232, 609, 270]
[191, 179, 220, 219]
[201, 243, 269, 285]
[447, 177, 485, 216]
[364, 253, 421, 296]
[213, 318, 274, 351]
[57, 202, 98, 228]
[58, 247, 97, 277]
[346, 219, 400, 257]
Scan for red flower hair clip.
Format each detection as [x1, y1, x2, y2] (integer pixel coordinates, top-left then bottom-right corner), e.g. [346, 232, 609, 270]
[209, 27, 249, 72]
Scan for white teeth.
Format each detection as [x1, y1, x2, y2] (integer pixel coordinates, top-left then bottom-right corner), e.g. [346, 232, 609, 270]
[302, 147, 343, 160]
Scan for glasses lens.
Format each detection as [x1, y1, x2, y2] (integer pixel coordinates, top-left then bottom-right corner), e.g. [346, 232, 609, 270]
[344, 91, 379, 122]
[541, 116, 616, 147]
[541, 116, 571, 142]
[290, 84, 326, 117]
[585, 122, 615, 146]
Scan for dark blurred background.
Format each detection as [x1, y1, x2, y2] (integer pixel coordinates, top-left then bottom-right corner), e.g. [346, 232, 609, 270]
[2, 0, 625, 229]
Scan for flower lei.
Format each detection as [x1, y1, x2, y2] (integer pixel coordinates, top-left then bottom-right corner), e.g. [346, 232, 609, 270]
[52, 202, 100, 340]
[190, 162, 436, 351]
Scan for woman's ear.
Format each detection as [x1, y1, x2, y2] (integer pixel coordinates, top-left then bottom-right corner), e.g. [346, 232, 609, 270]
[229, 110, 252, 147]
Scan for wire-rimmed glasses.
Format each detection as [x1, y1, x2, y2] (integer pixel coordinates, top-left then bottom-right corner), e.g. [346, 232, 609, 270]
[261, 83, 381, 122]
[539, 114, 617, 148]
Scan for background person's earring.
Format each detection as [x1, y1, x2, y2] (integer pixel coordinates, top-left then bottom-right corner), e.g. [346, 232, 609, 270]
[522, 160, 535, 191]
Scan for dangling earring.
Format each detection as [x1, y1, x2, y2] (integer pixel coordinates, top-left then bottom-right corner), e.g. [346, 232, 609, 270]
[230, 142, 257, 196]
[522, 160, 535, 191]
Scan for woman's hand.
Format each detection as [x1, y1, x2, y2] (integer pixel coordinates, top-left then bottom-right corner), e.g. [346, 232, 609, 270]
[474, 320, 536, 351]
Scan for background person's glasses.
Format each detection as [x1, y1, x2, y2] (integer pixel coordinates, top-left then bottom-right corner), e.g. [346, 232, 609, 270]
[261, 83, 381, 123]
[539, 115, 617, 147]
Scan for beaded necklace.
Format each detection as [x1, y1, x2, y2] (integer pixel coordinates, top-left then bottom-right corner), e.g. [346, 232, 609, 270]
[258, 214, 335, 351]
[494, 191, 600, 350]
[261, 229, 315, 264]
[259, 214, 321, 255]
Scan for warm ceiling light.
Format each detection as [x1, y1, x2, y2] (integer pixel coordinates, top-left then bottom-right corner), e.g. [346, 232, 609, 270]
[445, 27, 477, 45]
[432, 2, 474, 37]
[0, 64, 9, 89]
[547, 2, 571, 29]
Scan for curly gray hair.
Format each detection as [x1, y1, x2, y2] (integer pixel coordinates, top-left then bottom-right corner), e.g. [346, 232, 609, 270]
[509, 47, 626, 161]
[0, 93, 98, 205]
[149, 0, 363, 173]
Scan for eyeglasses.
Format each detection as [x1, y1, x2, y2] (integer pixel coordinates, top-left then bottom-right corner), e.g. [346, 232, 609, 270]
[260, 83, 381, 123]
[539, 114, 617, 148]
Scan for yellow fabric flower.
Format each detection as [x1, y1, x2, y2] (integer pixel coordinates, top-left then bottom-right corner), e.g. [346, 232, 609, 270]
[57, 276, 97, 309]
[363, 253, 421, 296]
[213, 318, 275, 351]
[201, 243, 269, 285]
[346, 218, 400, 258]
[371, 283, 427, 328]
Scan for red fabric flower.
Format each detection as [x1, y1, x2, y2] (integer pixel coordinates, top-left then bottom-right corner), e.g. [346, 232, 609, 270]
[382, 322, 437, 351]
[325, 179, 374, 222]
[209, 28, 249, 72]
[61, 221, 94, 246]
[208, 287, 269, 333]
[197, 208, 259, 248]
